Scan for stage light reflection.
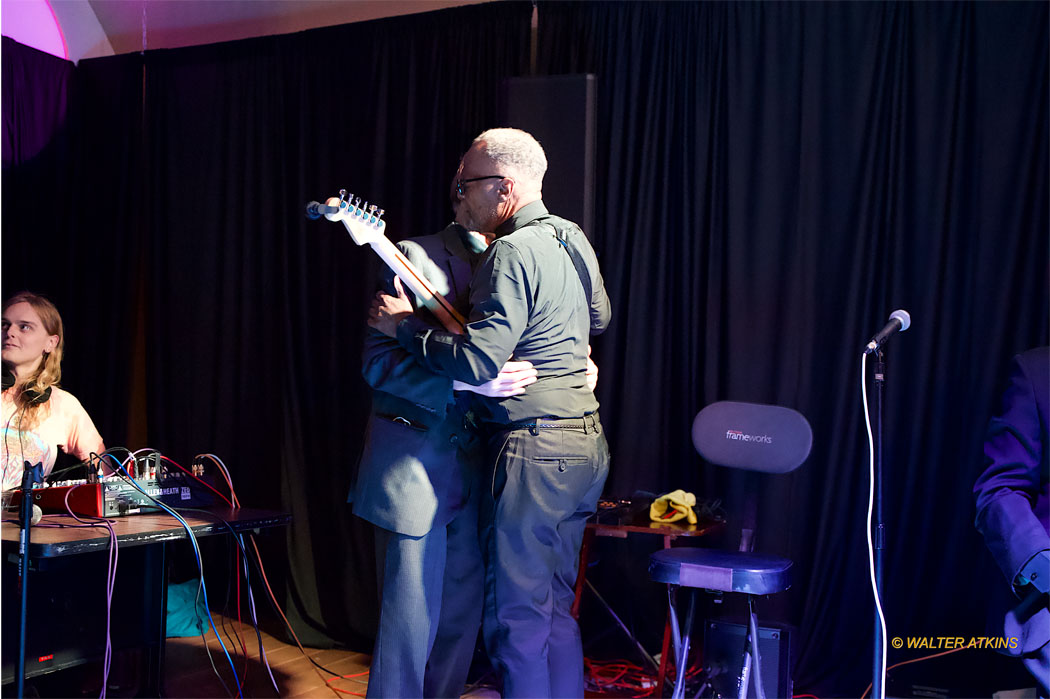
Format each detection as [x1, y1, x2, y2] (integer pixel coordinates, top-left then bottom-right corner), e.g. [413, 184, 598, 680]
[1, 0, 67, 60]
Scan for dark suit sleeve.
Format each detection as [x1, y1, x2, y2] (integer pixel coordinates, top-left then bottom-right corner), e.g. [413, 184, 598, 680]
[361, 241, 454, 414]
[974, 351, 1050, 590]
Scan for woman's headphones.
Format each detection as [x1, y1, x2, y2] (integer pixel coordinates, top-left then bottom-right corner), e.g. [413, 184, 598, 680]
[1, 360, 51, 404]
[22, 385, 51, 405]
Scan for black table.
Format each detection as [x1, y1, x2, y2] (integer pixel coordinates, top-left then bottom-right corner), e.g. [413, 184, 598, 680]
[1, 507, 291, 696]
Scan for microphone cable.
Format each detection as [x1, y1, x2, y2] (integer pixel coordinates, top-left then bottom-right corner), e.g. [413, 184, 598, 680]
[861, 352, 887, 699]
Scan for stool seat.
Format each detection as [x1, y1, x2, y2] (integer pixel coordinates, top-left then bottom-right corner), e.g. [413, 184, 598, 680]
[648, 548, 793, 595]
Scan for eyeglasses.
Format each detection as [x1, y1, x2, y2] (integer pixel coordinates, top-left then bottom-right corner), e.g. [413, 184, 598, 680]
[455, 175, 506, 197]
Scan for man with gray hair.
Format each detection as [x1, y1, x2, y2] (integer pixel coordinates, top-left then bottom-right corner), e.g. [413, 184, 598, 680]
[369, 127, 612, 697]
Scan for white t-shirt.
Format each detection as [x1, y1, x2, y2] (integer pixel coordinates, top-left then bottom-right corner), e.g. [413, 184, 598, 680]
[1, 386, 105, 490]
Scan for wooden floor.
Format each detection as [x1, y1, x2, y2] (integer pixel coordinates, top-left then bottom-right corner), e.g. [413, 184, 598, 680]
[162, 617, 503, 698]
[17, 615, 624, 698]
[164, 617, 372, 698]
[161, 619, 640, 698]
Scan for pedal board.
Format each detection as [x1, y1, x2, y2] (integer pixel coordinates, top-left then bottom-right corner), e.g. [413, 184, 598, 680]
[11, 455, 216, 517]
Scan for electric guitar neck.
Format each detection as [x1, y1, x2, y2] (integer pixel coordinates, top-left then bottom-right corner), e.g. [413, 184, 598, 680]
[311, 192, 466, 334]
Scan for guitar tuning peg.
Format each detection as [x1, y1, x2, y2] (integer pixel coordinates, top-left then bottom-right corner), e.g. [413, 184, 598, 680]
[338, 189, 347, 201]
[376, 209, 385, 220]
[354, 196, 362, 208]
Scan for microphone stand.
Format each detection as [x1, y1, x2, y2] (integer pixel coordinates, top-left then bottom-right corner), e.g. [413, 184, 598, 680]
[17, 461, 43, 699]
[872, 350, 886, 699]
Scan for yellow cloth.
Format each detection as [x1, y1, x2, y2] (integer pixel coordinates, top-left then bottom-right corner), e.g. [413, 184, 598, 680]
[649, 489, 698, 524]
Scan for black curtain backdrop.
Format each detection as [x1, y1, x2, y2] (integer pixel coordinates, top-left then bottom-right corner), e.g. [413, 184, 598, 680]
[1, 36, 137, 456]
[2, 1, 1046, 694]
[534, 1, 1049, 693]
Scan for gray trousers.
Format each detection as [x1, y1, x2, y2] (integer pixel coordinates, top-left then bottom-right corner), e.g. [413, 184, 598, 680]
[480, 415, 610, 698]
[367, 488, 483, 699]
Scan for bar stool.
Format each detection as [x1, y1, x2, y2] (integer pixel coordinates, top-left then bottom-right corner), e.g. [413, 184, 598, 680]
[648, 401, 812, 699]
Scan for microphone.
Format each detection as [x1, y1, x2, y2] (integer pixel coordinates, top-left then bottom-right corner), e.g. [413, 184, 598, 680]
[865, 309, 911, 354]
[305, 201, 339, 220]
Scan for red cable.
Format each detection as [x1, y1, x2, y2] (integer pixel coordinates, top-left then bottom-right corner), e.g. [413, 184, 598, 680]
[248, 534, 343, 698]
[199, 454, 240, 508]
[860, 647, 966, 699]
[159, 455, 233, 507]
[585, 658, 658, 697]
[323, 668, 369, 695]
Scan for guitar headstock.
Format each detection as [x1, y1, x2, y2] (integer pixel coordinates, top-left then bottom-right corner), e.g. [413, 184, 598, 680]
[323, 192, 387, 246]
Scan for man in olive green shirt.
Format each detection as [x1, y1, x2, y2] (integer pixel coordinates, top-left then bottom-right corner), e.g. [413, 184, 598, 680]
[369, 128, 611, 698]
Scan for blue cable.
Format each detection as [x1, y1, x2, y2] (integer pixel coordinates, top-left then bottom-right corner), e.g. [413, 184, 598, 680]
[101, 454, 243, 697]
[239, 533, 279, 693]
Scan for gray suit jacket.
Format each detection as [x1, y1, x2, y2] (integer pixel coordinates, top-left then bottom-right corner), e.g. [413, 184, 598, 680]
[350, 225, 478, 537]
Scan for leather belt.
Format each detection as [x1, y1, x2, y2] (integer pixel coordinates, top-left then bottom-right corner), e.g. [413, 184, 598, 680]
[507, 413, 600, 433]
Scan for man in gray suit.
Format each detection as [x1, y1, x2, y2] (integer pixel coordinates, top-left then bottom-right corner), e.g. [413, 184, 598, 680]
[351, 215, 537, 698]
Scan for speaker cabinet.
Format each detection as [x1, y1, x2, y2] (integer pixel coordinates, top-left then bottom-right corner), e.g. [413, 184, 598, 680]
[703, 619, 792, 698]
[2, 546, 164, 688]
[499, 74, 597, 239]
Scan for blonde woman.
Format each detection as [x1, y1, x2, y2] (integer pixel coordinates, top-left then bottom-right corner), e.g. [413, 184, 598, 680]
[1, 292, 104, 491]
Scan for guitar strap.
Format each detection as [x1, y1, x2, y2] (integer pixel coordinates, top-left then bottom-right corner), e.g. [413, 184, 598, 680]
[534, 219, 593, 307]
[559, 234, 594, 309]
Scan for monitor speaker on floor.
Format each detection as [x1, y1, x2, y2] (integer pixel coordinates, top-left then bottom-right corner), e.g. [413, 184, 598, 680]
[703, 619, 792, 698]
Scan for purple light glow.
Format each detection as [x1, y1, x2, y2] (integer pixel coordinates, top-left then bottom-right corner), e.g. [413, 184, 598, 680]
[1, 0, 68, 60]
